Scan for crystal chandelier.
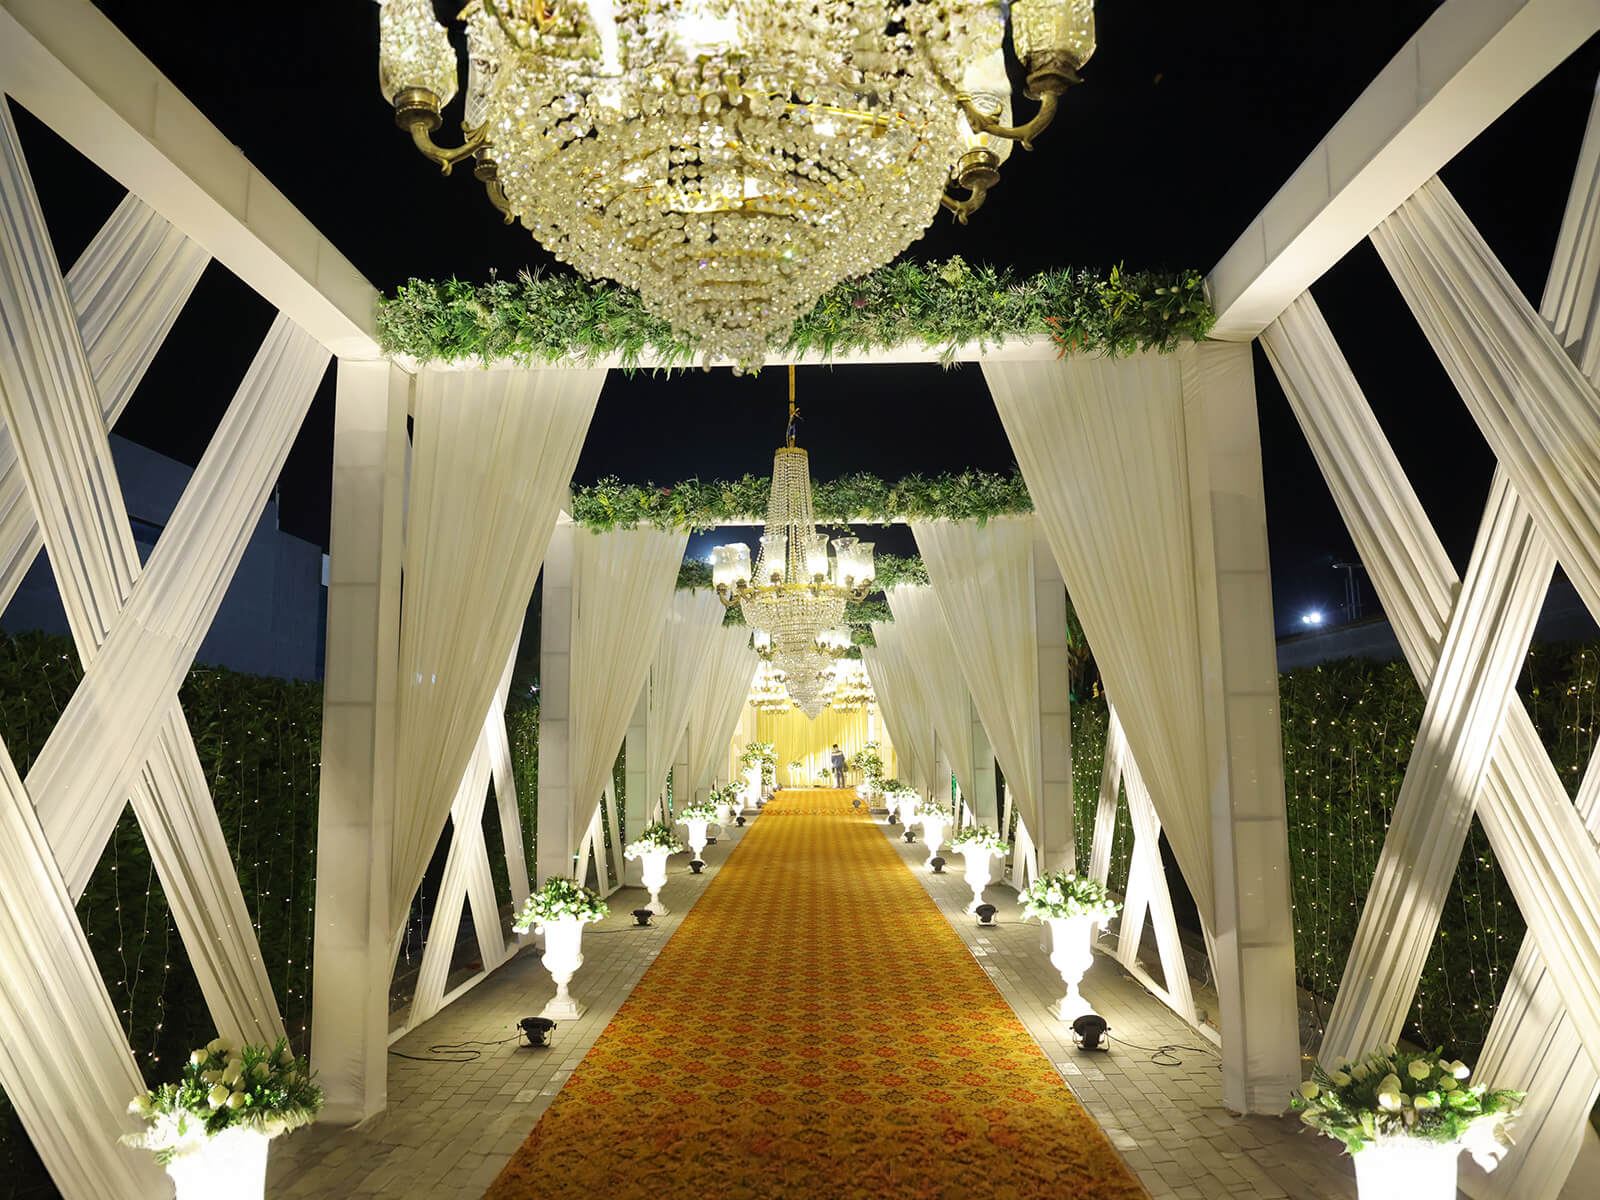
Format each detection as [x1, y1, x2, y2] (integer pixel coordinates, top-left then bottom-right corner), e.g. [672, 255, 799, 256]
[376, 1, 1096, 370]
[748, 660, 792, 713]
[713, 369, 874, 717]
[828, 660, 875, 712]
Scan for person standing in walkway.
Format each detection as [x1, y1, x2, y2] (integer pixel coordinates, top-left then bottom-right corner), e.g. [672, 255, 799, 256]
[830, 744, 846, 788]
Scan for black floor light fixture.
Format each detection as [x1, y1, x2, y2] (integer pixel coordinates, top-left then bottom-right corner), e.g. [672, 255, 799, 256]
[690, 860, 705, 874]
[975, 904, 997, 927]
[929, 857, 946, 874]
[1071, 1014, 1110, 1052]
[631, 908, 654, 927]
[903, 829, 916, 844]
[519, 1017, 557, 1048]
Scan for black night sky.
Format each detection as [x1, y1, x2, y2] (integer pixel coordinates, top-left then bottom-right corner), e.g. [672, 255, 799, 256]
[14, 2, 1600, 635]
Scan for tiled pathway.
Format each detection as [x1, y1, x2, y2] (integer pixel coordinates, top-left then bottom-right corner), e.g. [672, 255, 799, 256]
[267, 799, 1439, 1199]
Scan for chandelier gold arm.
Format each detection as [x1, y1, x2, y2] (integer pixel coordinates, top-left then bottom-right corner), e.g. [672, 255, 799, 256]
[954, 85, 1061, 152]
[940, 147, 1003, 225]
[392, 87, 489, 177]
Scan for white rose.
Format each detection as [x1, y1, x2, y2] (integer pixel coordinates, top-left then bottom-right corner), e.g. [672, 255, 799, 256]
[1351, 1064, 1370, 1081]
[1439, 1076, 1458, 1092]
[1377, 1089, 1402, 1112]
[205, 1037, 233, 1056]
[188, 1049, 206, 1067]
[221, 1063, 243, 1086]
[226, 1092, 246, 1110]
[126, 1094, 152, 1117]
[1407, 1059, 1432, 1081]
[1380, 1044, 1397, 1059]
[1413, 1094, 1436, 1112]
[207, 1084, 230, 1109]
[1330, 1071, 1351, 1087]
[1452, 1061, 1471, 1080]
[1297, 1081, 1319, 1100]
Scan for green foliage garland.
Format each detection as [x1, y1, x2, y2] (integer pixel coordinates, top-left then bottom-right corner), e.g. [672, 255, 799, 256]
[377, 259, 1214, 368]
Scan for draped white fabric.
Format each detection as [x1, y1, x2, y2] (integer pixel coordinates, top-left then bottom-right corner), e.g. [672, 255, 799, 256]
[884, 583, 976, 800]
[862, 621, 934, 795]
[1372, 175, 1600, 621]
[389, 368, 602, 933]
[912, 515, 1044, 844]
[683, 624, 758, 798]
[568, 526, 686, 862]
[646, 589, 728, 817]
[0, 742, 164, 1198]
[0, 193, 206, 610]
[982, 352, 1215, 925]
[1261, 293, 1600, 1082]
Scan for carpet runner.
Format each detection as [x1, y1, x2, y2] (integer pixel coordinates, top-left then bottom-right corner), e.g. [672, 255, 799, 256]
[485, 789, 1147, 1199]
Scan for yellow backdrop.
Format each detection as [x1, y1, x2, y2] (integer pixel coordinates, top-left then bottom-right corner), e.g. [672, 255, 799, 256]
[758, 705, 897, 788]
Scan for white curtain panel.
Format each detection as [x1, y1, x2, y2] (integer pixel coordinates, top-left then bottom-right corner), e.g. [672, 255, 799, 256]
[683, 625, 758, 797]
[1372, 175, 1600, 621]
[912, 515, 1044, 843]
[646, 589, 728, 816]
[0, 743, 165, 1199]
[567, 526, 687, 863]
[389, 368, 602, 935]
[0, 193, 206, 611]
[982, 352, 1215, 928]
[862, 621, 933, 793]
[884, 583, 977, 800]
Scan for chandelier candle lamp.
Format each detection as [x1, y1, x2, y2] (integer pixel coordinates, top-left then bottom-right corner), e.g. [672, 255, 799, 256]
[1019, 870, 1119, 1022]
[513, 877, 610, 1021]
[377, 0, 1095, 370]
[624, 823, 685, 913]
[714, 368, 876, 716]
[950, 826, 1009, 914]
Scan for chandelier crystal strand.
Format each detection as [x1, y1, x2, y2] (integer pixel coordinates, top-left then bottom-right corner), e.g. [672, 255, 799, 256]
[378, 2, 1095, 371]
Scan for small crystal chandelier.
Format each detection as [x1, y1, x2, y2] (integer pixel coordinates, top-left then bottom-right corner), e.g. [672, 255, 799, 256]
[713, 368, 874, 717]
[376, 1, 1096, 371]
[828, 660, 875, 712]
[748, 660, 792, 712]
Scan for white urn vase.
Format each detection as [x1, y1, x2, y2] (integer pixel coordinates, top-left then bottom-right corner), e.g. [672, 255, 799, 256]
[639, 848, 671, 915]
[962, 849, 999, 913]
[538, 916, 589, 1021]
[1045, 915, 1100, 1021]
[918, 815, 948, 868]
[882, 792, 899, 823]
[1351, 1138, 1460, 1200]
[166, 1125, 272, 1200]
[682, 818, 710, 861]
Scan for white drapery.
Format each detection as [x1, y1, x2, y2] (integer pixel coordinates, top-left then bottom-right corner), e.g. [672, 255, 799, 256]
[862, 621, 934, 796]
[646, 589, 728, 819]
[884, 583, 976, 801]
[389, 368, 602, 936]
[683, 624, 758, 799]
[913, 515, 1045, 845]
[567, 526, 686, 865]
[982, 353, 1214, 927]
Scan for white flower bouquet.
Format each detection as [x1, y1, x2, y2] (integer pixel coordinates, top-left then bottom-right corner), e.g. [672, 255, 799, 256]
[512, 875, 609, 934]
[950, 825, 1010, 856]
[1292, 1047, 1524, 1166]
[121, 1037, 321, 1164]
[1019, 869, 1119, 923]
[910, 796, 954, 823]
[624, 821, 685, 858]
[676, 799, 721, 823]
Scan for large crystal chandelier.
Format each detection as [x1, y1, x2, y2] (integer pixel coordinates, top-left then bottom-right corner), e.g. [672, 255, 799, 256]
[713, 369, 874, 717]
[376, 1, 1095, 370]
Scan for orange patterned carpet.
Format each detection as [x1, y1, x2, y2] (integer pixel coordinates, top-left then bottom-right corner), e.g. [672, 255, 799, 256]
[485, 789, 1148, 1199]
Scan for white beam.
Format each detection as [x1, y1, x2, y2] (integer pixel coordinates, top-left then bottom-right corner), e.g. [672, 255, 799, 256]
[0, 0, 382, 359]
[1207, 0, 1600, 341]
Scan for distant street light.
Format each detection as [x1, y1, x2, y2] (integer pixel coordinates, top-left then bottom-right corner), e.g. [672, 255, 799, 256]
[1301, 611, 1324, 627]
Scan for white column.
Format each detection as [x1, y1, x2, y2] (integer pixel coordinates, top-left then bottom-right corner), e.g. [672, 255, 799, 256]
[1034, 536, 1073, 871]
[536, 521, 576, 885]
[311, 361, 407, 1124]
[1182, 341, 1301, 1113]
[623, 685, 650, 885]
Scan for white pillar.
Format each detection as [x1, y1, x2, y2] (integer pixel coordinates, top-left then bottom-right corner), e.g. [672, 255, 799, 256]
[623, 685, 649, 886]
[311, 360, 407, 1124]
[969, 699, 997, 826]
[536, 521, 576, 885]
[1034, 537, 1074, 871]
[1182, 342, 1300, 1113]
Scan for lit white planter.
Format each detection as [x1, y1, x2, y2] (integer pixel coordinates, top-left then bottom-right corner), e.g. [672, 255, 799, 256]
[882, 792, 900, 823]
[681, 818, 710, 861]
[917, 815, 948, 868]
[1045, 915, 1099, 1021]
[165, 1125, 272, 1200]
[961, 848, 1001, 913]
[1351, 1137, 1460, 1200]
[538, 915, 590, 1021]
[639, 848, 671, 915]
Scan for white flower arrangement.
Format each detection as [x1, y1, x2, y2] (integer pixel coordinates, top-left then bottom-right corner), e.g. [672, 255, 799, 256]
[1292, 1047, 1524, 1166]
[121, 1037, 321, 1165]
[911, 796, 954, 823]
[1019, 869, 1120, 923]
[512, 876, 608, 934]
[623, 821, 685, 858]
[676, 800, 721, 823]
[950, 826, 1010, 856]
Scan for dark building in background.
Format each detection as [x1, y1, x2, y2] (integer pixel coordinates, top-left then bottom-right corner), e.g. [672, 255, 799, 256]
[2, 436, 326, 681]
